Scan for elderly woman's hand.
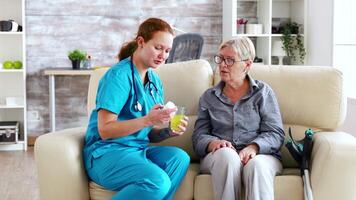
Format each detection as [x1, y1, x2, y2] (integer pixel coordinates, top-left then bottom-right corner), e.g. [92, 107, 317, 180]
[238, 143, 259, 165]
[207, 140, 236, 153]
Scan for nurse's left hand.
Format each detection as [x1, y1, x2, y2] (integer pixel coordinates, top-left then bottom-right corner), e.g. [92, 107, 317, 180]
[170, 116, 189, 136]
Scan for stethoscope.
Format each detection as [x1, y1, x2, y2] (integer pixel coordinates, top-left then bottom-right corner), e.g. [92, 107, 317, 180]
[130, 58, 159, 112]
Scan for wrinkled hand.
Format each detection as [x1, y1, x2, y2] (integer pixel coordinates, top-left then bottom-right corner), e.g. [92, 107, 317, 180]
[170, 116, 189, 136]
[207, 140, 236, 153]
[146, 105, 176, 126]
[239, 143, 259, 165]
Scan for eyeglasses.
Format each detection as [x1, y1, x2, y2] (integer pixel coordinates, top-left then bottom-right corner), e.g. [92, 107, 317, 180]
[213, 55, 246, 66]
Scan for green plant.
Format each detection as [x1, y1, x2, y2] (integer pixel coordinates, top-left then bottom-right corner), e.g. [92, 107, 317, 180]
[68, 49, 87, 61]
[281, 22, 306, 64]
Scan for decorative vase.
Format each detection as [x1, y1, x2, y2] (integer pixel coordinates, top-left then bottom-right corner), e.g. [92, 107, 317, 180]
[283, 56, 292, 65]
[237, 24, 245, 34]
[71, 60, 81, 70]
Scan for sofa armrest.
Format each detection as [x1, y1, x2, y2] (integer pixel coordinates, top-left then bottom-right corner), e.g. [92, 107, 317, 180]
[35, 127, 89, 200]
[310, 132, 356, 200]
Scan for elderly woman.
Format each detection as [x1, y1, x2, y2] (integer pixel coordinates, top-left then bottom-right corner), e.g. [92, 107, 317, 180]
[192, 36, 285, 200]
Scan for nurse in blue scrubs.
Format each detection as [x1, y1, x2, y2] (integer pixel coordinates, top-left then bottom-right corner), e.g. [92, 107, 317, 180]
[83, 18, 190, 200]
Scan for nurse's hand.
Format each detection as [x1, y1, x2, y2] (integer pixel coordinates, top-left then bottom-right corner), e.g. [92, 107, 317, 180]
[145, 104, 176, 126]
[170, 116, 189, 136]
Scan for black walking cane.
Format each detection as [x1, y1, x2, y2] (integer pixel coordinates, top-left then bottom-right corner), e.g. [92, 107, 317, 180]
[285, 127, 314, 200]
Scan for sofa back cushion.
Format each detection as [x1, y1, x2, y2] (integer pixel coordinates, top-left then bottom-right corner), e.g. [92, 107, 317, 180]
[153, 59, 214, 116]
[87, 68, 108, 116]
[214, 65, 346, 167]
[214, 65, 346, 130]
[154, 60, 213, 161]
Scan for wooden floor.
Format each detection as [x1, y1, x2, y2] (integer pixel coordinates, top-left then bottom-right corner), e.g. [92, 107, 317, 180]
[0, 147, 39, 200]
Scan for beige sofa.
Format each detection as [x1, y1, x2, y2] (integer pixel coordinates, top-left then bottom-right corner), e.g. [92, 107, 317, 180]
[35, 59, 356, 200]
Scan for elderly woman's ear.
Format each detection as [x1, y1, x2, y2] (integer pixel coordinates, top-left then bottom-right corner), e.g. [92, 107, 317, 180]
[244, 59, 253, 73]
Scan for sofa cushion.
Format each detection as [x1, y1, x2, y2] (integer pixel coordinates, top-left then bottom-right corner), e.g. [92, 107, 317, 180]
[88, 164, 200, 200]
[174, 163, 200, 200]
[87, 68, 107, 117]
[194, 174, 214, 200]
[274, 175, 304, 200]
[193, 170, 303, 200]
[89, 181, 115, 200]
[154, 59, 213, 116]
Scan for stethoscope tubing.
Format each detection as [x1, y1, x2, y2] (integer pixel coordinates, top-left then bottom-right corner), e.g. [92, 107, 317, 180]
[130, 58, 159, 112]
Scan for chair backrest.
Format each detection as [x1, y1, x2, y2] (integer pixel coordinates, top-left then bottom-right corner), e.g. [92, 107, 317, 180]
[166, 33, 204, 63]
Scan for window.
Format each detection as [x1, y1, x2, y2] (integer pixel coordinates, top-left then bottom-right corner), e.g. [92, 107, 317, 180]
[333, 0, 356, 98]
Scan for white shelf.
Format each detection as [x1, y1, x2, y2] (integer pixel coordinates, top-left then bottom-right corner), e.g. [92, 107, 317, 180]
[0, 0, 27, 151]
[273, 0, 296, 2]
[0, 69, 24, 73]
[223, 0, 307, 65]
[271, 34, 305, 37]
[0, 32, 23, 35]
[233, 34, 270, 38]
[0, 141, 25, 145]
[0, 141, 26, 151]
[234, 34, 305, 38]
[0, 105, 25, 109]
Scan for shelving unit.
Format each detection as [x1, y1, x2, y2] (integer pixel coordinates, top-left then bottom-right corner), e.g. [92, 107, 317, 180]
[0, 0, 27, 150]
[223, 0, 307, 65]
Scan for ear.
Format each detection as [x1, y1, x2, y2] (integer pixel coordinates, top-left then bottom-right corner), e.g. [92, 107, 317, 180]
[136, 36, 145, 48]
[245, 59, 253, 72]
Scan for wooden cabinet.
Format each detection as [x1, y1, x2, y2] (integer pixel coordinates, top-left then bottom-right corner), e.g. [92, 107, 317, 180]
[0, 0, 27, 150]
[223, 0, 307, 65]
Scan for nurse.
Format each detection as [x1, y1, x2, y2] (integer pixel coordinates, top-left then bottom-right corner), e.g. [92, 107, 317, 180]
[83, 18, 190, 200]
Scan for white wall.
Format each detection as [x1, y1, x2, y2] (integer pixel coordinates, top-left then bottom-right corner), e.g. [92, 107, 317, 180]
[333, 0, 356, 136]
[307, 0, 355, 136]
[339, 98, 356, 135]
[306, 0, 334, 66]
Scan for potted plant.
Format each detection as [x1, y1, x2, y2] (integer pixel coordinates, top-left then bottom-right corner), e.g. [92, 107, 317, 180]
[68, 49, 86, 70]
[280, 22, 306, 64]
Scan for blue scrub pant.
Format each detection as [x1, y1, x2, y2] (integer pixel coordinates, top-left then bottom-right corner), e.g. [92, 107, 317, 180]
[86, 146, 190, 200]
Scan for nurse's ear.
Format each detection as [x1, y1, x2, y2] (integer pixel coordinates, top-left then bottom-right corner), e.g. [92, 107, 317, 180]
[136, 36, 145, 48]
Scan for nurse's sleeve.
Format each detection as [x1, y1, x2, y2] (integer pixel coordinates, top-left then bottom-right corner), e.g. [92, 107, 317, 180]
[95, 71, 131, 115]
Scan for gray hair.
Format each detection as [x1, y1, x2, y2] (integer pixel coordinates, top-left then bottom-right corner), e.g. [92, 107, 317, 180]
[219, 36, 256, 61]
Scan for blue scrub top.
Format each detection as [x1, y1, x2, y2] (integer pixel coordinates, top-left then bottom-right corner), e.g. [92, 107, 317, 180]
[83, 58, 164, 168]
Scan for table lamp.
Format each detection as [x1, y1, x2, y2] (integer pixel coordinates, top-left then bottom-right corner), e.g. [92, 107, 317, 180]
[272, 40, 286, 65]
